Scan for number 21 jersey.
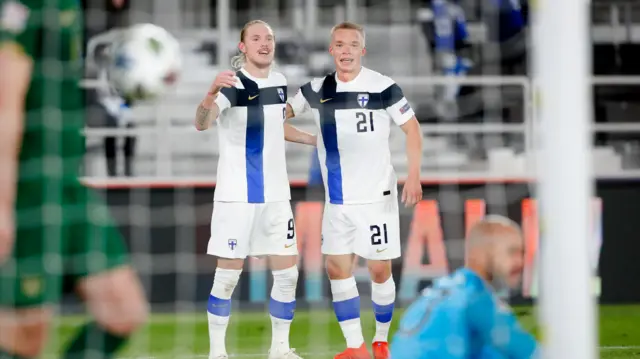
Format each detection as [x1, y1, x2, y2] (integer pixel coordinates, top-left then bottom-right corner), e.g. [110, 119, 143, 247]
[288, 67, 415, 204]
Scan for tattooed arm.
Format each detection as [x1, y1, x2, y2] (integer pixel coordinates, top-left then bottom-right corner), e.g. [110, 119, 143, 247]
[195, 93, 219, 131]
[196, 70, 237, 131]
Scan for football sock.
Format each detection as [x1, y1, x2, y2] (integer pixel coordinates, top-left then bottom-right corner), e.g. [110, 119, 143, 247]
[330, 277, 365, 348]
[269, 266, 299, 353]
[371, 276, 396, 342]
[208, 267, 242, 358]
[61, 322, 128, 359]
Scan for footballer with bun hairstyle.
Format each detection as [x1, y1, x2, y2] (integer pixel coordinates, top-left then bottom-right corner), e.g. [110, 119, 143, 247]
[195, 20, 315, 359]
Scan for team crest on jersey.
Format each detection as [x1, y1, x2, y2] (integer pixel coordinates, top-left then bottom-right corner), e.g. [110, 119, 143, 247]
[21, 276, 43, 298]
[228, 239, 237, 250]
[357, 94, 369, 108]
[278, 88, 285, 102]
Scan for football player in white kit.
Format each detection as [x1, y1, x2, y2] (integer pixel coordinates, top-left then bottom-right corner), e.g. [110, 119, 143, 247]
[286, 22, 424, 359]
[194, 20, 316, 359]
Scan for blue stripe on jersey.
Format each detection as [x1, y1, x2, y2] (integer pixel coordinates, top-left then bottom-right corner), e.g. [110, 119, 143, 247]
[301, 76, 406, 204]
[225, 72, 287, 203]
[301, 80, 343, 204]
[220, 84, 287, 107]
[238, 72, 265, 203]
[305, 82, 404, 111]
[245, 102, 265, 203]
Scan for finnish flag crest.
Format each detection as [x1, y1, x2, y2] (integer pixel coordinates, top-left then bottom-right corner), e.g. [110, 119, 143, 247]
[357, 93, 369, 108]
[278, 88, 285, 102]
[228, 239, 237, 250]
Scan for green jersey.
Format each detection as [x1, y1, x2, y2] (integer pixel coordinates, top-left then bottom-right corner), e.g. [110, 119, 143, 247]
[1, 0, 84, 186]
[0, 0, 129, 308]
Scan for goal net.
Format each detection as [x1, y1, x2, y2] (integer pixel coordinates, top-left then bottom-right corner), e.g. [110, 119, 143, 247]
[4, 0, 608, 358]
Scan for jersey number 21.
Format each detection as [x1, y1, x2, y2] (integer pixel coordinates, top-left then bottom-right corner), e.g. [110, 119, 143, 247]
[356, 111, 374, 133]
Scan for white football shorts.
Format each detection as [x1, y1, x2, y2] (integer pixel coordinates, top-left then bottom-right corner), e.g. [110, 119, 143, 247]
[321, 192, 401, 260]
[207, 201, 298, 259]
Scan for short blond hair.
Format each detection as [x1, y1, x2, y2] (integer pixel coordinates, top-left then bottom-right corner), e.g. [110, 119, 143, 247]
[330, 21, 366, 47]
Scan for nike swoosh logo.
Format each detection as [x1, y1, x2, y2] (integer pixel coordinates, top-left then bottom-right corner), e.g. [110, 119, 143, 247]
[285, 243, 296, 248]
[248, 94, 259, 100]
[376, 248, 388, 253]
[320, 98, 333, 103]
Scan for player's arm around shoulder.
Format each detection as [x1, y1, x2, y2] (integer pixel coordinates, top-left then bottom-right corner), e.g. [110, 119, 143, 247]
[382, 76, 423, 207]
[195, 70, 237, 131]
[282, 82, 318, 146]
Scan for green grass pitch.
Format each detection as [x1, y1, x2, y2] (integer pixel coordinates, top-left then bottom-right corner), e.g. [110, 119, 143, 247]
[47, 305, 640, 358]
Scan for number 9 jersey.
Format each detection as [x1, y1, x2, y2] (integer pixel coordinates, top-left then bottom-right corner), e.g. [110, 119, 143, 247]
[288, 67, 415, 260]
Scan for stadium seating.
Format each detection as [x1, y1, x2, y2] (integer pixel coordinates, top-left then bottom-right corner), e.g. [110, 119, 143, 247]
[83, 2, 640, 179]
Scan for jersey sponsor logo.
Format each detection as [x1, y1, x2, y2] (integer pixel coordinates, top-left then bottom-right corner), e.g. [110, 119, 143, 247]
[248, 94, 259, 100]
[228, 239, 238, 250]
[277, 88, 285, 102]
[284, 243, 296, 248]
[376, 248, 388, 253]
[320, 98, 333, 103]
[399, 102, 412, 114]
[0, 1, 29, 34]
[357, 93, 369, 108]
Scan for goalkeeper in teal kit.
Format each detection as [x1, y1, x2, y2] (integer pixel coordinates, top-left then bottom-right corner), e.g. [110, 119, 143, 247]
[390, 216, 541, 359]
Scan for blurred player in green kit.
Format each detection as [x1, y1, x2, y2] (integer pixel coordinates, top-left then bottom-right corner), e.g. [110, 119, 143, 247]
[0, 1, 148, 358]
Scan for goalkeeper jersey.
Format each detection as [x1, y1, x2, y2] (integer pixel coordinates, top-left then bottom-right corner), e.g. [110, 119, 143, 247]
[390, 268, 541, 359]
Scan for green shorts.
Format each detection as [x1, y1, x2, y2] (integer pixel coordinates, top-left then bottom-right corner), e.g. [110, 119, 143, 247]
[0, 181, 129, 308]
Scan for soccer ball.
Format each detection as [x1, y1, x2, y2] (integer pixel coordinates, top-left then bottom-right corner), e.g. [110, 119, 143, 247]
[107, 23, 182, 102]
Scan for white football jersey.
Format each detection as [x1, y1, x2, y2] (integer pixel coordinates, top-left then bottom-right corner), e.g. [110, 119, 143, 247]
[213, 68, 290, 203]
[289, 67, 415, 204]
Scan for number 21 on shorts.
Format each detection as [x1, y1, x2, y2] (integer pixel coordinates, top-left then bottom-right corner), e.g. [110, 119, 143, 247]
[370, 223, 388, 245]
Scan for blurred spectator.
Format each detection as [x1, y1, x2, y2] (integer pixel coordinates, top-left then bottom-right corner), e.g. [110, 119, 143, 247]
[482, 0, 528, 75]
[81, 0, 130, 65]
[417, 0, 473, 119]
[96, 70, 137, 177]
[81, 0, 136, 176]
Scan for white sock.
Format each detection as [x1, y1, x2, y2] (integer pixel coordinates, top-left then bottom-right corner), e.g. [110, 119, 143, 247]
[371, 276, 396, 343]
[207, 267, 241, 358]
[331, 277, 365, 348]
[269, 266, 299, 353]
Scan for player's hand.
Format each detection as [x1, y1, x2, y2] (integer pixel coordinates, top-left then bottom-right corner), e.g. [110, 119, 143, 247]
[0, 207, 15, 264]
[209, 70, 237, 96]
[402, 175, 422, 207]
